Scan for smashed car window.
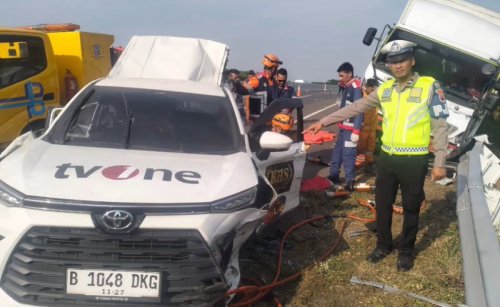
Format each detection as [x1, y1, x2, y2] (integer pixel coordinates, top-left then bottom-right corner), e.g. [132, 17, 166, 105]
[375, 29, 497, 108]
[62, 86, 241, 154]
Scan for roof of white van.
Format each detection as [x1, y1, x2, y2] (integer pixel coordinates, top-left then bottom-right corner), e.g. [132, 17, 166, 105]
[108, 36, 229, 86]
[95, 77, 226, 97]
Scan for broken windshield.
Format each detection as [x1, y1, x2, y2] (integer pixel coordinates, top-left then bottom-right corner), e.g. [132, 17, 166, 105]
[375, 29, 498, 108]
[60, 86, 242, 155]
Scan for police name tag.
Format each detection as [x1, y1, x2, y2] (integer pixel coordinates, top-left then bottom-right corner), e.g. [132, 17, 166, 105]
[66, 268, 161, 302]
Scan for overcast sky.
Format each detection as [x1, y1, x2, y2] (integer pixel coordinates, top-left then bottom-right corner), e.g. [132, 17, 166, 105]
[2, 0, 499, 82]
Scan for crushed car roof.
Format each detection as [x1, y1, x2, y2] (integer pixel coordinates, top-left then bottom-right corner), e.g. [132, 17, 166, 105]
[96, 78, 226, 97]
[107, 36, 229, 87]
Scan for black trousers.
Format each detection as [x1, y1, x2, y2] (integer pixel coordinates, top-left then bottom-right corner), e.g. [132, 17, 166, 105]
[374, 151, 428, 252]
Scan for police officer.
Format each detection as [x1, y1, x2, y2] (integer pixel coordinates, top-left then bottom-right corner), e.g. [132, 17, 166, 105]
[304, 40, 449, 271]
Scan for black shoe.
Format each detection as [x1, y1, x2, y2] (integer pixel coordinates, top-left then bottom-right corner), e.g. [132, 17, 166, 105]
[344, 181, 355, 192]
[397, 252, 415, 272]
[327, 175, 340, 185]
[367, 247, 393, 263]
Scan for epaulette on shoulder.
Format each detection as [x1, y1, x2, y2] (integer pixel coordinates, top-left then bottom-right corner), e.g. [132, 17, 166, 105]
[418, 76, 436, 83]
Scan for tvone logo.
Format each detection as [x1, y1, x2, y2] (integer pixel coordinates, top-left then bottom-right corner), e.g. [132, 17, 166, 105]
[55, 163, 201, 184]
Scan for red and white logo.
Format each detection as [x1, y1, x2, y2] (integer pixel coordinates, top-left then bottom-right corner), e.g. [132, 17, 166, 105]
[101, 165, 140, 180]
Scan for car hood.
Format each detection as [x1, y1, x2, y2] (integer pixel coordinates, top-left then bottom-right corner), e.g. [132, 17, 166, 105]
[0, 140, 257, 203]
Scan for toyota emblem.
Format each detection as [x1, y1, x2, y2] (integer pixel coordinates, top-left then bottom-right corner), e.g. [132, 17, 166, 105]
[101, 210, 134, 231]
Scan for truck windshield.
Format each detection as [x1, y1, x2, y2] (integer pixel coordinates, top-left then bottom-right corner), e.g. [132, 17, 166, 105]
[58, 86, 242, 154]
[374, 29, 497, 108]
[0, 35, 46, 89]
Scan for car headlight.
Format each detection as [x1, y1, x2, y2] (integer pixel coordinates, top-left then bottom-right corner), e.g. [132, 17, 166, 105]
[211, 187, 257, 213]
[0, 181, 24, 207]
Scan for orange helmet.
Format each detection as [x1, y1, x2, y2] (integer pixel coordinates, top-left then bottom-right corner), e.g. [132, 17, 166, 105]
[272, 113, 294, 132]
[262, 54, 282, 68]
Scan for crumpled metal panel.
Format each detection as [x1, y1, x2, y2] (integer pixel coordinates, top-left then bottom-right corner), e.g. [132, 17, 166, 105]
[108, 36, 229, 87]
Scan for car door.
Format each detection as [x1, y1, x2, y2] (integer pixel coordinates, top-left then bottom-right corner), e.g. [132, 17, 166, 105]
[248, 98, 306, 214]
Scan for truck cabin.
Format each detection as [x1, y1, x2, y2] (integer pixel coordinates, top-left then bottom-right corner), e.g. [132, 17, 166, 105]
[0, 35, 47, 89]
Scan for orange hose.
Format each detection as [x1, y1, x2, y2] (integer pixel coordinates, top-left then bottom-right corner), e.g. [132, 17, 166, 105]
[226, 216, 347, 306]
[346, 199, 376, 223]
[348, 199, 407, 224]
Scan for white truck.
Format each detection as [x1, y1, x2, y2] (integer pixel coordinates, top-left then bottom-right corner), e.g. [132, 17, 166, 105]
[362, 1, 500, 305]
[0, 36, 306, 306]
[362, 0, 500, 145]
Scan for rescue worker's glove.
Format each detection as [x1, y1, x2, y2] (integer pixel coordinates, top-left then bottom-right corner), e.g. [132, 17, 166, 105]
[351, 132, 359, 143]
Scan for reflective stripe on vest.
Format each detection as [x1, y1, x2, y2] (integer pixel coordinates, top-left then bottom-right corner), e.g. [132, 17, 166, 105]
[377, 76, 434, 155]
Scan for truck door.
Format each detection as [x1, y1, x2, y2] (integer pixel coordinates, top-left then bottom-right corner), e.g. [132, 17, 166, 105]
[248, 98, 306, 214]
[0, 31, 59, 146]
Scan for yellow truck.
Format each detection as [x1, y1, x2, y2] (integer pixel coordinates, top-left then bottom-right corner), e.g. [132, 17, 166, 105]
[0, 24, 114, 149]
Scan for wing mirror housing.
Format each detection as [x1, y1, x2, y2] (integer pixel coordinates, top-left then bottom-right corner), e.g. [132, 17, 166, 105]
[255, 131, 293, 160]
[259, 131, 293, 151]
[363, 27, 378, 46]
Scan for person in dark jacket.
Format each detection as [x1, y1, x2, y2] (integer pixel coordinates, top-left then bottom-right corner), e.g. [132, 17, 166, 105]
[224, 69, 251, 120]
[271, 68, 295, 101]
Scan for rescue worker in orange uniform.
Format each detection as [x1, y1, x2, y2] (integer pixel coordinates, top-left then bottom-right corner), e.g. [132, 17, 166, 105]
[357, 78, 379, 174]
[247, 54, 282, 106]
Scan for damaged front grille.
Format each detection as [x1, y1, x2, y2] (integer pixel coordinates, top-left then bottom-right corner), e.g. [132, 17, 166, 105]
[1, 227, 227, 306]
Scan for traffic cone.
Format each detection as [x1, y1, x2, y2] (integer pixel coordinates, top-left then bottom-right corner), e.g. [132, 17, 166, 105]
[297, 85, 302, 97]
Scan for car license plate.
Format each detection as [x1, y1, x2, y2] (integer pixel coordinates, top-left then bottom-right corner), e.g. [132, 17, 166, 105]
[66, 268, 161, 301]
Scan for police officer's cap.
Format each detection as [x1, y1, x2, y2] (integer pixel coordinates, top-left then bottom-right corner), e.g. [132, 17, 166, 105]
[380, 40, 417, 63]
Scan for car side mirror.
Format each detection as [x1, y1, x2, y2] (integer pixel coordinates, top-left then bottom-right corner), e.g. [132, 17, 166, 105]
[45, 107, 64, 131]
[363, 27, 377, 46]
[259, 131, 293, 151]
[254, 131, 293, 160]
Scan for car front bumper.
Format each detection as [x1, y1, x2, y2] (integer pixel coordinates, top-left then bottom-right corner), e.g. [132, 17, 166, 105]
[0, 206, 265, 306]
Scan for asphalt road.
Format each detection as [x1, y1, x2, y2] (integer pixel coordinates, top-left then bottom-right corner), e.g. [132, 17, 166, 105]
[298, 90, 340, 180]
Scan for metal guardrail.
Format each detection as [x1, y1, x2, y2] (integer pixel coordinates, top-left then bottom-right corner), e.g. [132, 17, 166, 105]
[456, 142, 500, 307]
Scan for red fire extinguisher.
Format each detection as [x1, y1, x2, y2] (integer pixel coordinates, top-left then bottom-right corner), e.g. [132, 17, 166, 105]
[64, 69, 78, 102]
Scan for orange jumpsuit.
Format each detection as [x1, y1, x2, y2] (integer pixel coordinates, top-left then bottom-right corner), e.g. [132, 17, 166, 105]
[357, 91, 378, 164]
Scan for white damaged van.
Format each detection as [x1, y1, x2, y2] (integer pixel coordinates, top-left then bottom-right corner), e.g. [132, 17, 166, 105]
[0, 36, 306, 306]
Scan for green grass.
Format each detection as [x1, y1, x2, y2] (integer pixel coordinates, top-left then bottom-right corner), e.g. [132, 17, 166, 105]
[240, 179, 464, 306]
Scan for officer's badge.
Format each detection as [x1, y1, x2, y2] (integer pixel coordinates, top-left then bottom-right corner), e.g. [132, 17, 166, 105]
[381, 88, 392, 102]
[390, 42, 401, 53]
[436, 88, 446, 103]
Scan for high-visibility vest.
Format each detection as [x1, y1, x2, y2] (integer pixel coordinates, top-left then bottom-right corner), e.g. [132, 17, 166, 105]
[377, 76, 434, 155]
